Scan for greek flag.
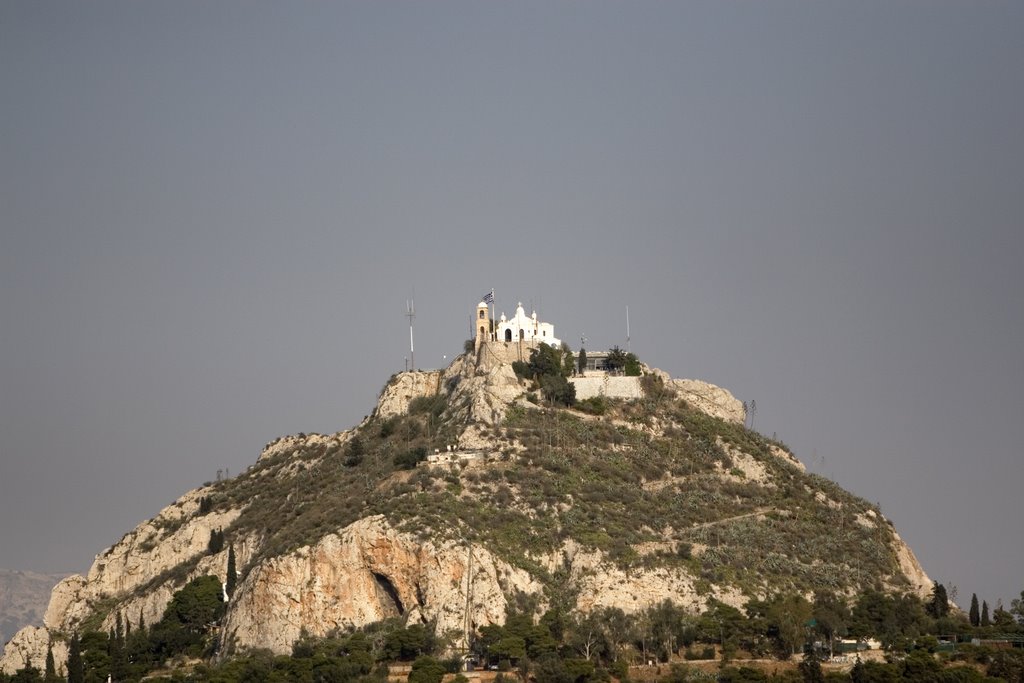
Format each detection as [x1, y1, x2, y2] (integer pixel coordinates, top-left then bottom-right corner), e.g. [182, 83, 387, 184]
[483, 290, 494, 305]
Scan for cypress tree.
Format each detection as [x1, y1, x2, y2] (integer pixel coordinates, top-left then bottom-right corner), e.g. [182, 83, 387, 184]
[982, 600, 991, 627]
[67, 634, 84, 683]
[970, 594, 980, 627]
[44, 646, 58, 683]
[225, 544, 237, 598]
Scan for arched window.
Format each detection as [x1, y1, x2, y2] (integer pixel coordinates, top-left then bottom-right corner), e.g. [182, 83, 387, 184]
[479, 309, 485, 319]
[505, 329, 512, 342]
[479, 326, 485, 336]
[519, 330, 524, 340]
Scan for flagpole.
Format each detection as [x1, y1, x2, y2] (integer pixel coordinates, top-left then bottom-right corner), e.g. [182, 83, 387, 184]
[490, 289, 495, 341]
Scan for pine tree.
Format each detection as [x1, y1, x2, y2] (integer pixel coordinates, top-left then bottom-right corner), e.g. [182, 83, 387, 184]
[226, 544, 237, 598]
[982, 600, 991, 627]
[970, 593, 980, 627]
[67, 634, 84, 683]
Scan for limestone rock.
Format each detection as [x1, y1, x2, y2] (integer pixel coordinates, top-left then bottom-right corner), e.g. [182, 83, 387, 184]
[221, 516, 540, 655]
[374, 371, 444, 420]
[0, 626, 66, 676]
[891, 530, 932, 600]
[669, 378, 746, 424]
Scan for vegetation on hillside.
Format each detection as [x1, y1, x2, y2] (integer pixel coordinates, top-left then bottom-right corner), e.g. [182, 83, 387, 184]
[9, 580, 1024, 682]
[36, 350, 1024, 681]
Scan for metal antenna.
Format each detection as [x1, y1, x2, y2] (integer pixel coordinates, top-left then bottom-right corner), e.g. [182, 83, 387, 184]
[626, 306, 630, 353]
[406, 299, 415, 371]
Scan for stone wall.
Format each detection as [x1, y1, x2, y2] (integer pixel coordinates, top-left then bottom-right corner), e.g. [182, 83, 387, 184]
[569, 376, 643, 400]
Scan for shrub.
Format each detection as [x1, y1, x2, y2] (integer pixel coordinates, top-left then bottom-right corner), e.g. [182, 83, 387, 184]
[394, 446, 428, 470]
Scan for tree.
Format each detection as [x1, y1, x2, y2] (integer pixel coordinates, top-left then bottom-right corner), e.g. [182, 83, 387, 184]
[10, 663, 41, 683]
[409, 656, 447, 683]
[981, 600, 990, 627]
[43, 646, 58, 683]
[798, 646, 824, 683]
[969, 594, 980, 627]
[927, 582, 950, 619]
[66, 634, 84, 683]
[606, 346, 627, 373]
[344, 436, 365, 467]
[1011, 590, 1024, 626]
[226, 544, 237, 598]
[812, 591, 850, 657]
[207, 528, 224, 554]
[577, 349, 587, 376]
[540, 373, 576, 407]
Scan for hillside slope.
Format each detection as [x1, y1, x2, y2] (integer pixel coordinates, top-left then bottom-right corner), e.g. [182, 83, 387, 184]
[1, 345, 930, 673]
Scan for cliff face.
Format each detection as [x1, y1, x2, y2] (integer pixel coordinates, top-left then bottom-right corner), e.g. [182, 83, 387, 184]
[0, 571, 69, 648]
[2, 350, 932, 674]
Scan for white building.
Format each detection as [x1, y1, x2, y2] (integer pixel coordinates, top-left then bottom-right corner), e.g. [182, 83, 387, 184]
[495, 302, 561, 347]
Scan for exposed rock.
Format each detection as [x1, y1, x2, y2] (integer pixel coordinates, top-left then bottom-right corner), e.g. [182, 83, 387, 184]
[0, 626, 66, 676]
[0, 569, 69, 647]
[221, 516, 540, 654]
[892, 530, 932, 600]
[4, 348, 934, 672]
[374, 371, 444, 420]
[669, 378, 747, 424]
[259, 432, 349, 464]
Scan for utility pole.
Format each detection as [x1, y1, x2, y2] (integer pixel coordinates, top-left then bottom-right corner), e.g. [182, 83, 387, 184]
[406, 299, 416, 371]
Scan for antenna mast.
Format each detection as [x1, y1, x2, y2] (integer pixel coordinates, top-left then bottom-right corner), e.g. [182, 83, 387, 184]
[406, 299, 416, 371]
[626, 306, 630, 353]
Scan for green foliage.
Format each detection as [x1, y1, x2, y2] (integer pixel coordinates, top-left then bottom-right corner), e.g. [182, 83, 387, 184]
[606, 346, 628, 372]
[409, 655, 447, 683]
[383, 623, 437, 661]
[207, 528, 224, 554]
[344, 436, 365, 467]
[66, 633, 84, 683]
[576, 396, 607, 415]
[394, 446, 428, 470]
[226, 544, 237, 598]
[928, 582, 951, 619]
[540, 373, 576, 407]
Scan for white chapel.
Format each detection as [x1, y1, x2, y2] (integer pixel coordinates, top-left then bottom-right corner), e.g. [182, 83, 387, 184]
[474, 300, 561, 349]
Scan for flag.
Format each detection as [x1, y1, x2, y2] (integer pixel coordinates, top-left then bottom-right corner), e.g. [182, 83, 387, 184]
[483, 290, 494, 305]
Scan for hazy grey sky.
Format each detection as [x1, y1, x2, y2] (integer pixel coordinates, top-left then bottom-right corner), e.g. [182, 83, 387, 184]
[2, 1, 1022, 610]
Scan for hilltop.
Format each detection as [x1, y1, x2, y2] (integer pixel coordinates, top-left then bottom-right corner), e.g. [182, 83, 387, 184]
[1, 338, 930, 675]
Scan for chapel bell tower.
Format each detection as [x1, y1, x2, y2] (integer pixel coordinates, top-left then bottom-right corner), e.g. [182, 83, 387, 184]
[474, 300, 490, 352]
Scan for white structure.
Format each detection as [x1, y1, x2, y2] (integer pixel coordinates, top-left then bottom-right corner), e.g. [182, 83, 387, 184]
[496, 302, 561, 347]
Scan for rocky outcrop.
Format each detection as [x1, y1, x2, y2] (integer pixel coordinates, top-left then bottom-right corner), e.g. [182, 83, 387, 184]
[0, 570, 69, 647]
[0, 627, 67, 676]
[374, 371, 444, 420]
[891, 530, 932, 600]
[221, 516, 540, 654]
[668, 378, 746, 424]
[2, 492, 243, 674]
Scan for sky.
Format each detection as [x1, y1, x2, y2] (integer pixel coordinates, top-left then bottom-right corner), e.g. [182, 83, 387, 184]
[2, 1, 1022, 612]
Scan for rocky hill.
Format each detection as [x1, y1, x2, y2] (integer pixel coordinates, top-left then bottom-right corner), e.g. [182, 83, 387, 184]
[1, 344, 930, 674]
[0, 570, 69, 647]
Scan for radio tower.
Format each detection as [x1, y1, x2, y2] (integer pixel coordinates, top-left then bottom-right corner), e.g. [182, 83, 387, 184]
[406, 299, 416, 371]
